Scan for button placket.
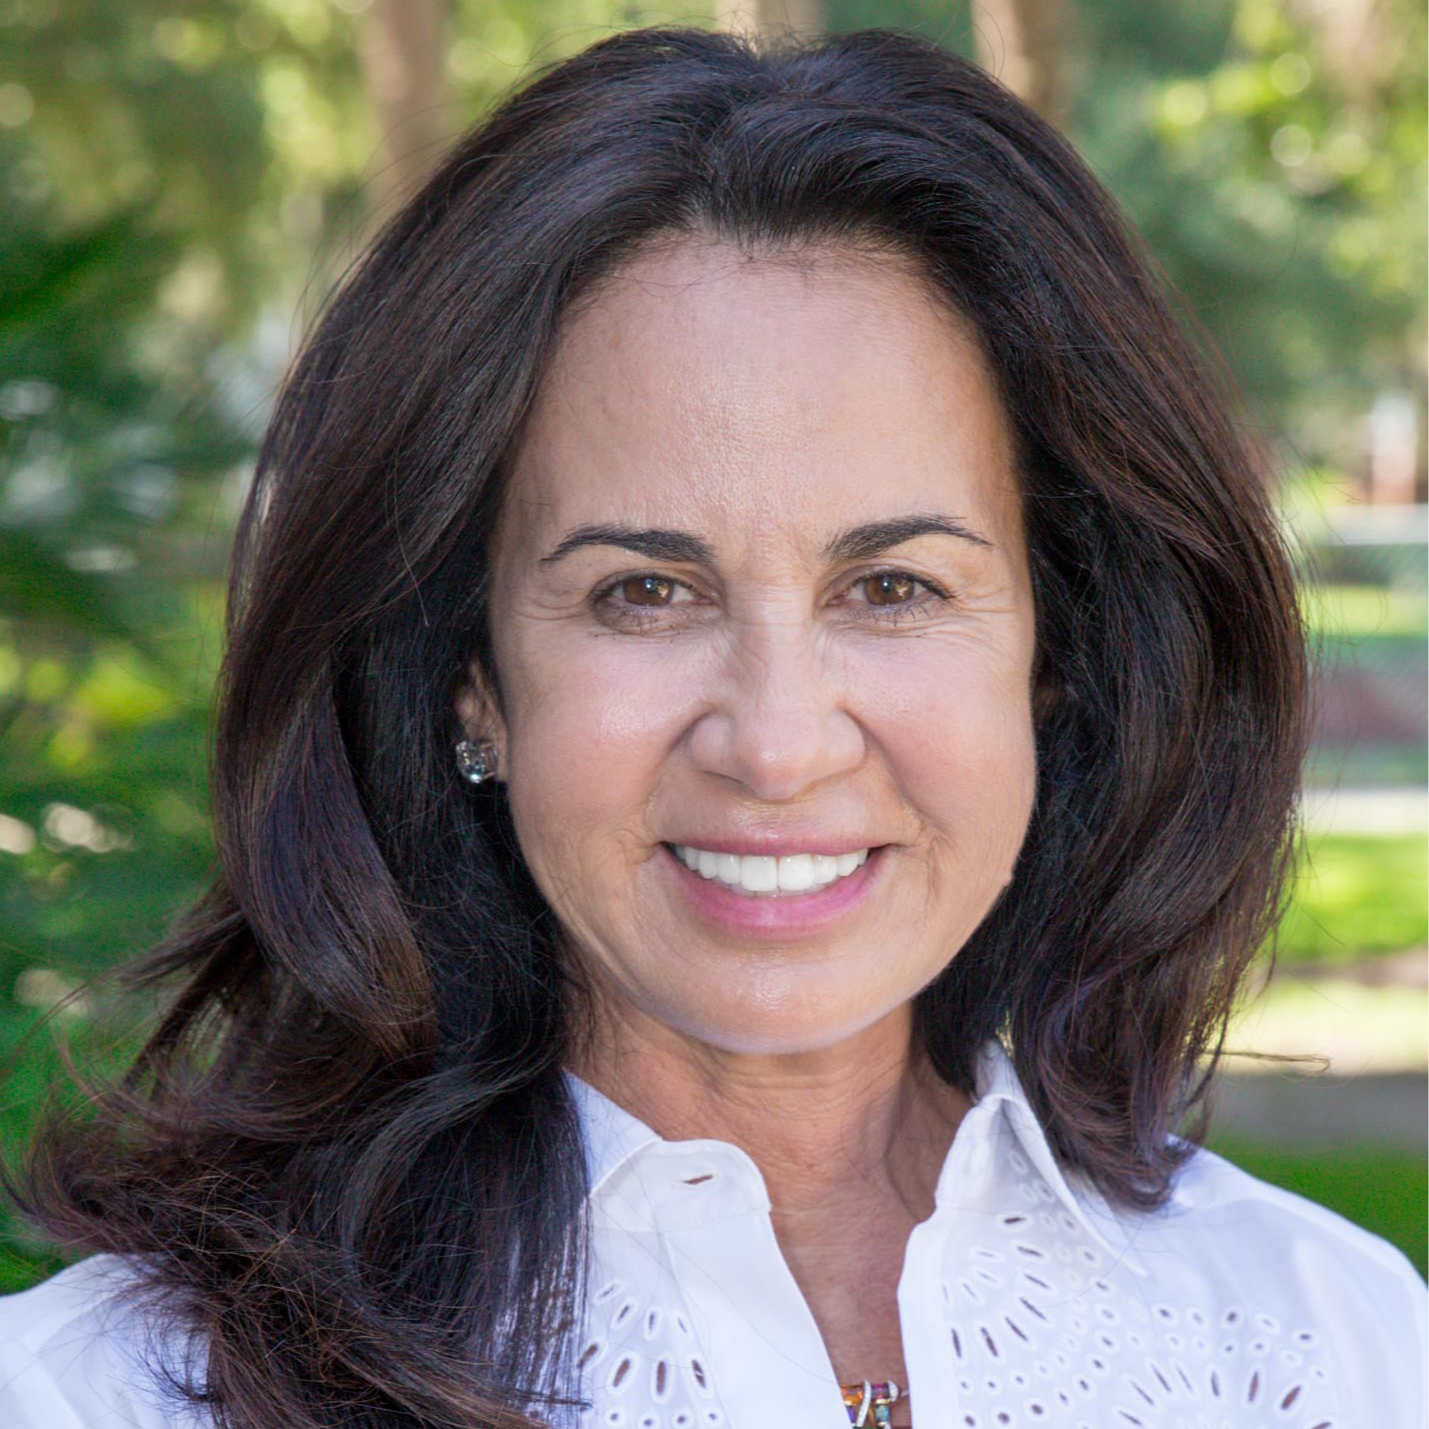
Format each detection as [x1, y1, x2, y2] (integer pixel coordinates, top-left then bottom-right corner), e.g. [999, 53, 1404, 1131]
[649, 1139, 848, 1429]
[906, 1098, 1004, 1427]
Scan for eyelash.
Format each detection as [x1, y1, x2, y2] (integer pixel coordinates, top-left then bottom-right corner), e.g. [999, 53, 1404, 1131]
[591, 568, 953, 629]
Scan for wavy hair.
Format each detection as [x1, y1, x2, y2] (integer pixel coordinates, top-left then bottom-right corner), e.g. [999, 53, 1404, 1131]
[8, 24, 1308, 1429]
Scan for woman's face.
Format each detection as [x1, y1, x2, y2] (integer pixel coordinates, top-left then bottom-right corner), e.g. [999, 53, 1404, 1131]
[461, 238, 1038, 1057]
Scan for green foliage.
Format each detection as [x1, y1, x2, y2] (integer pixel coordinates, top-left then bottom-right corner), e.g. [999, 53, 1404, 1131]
[0, 131, 239, 1012]
[826, 0, 1427, 480]
[0, 997, 150, 1295]
[1067, 0, 1426, 477]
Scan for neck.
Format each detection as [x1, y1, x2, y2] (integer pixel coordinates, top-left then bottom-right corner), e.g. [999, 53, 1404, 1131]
[567, 996, 970, 1225]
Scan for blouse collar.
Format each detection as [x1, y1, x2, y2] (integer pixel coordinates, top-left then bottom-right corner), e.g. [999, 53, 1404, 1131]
[564, 1038, 1149, 1278]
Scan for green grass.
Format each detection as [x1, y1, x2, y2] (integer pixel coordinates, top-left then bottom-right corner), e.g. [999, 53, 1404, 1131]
[1300, 582, 1429, 640]
[1274, 830, 1428, 964]
[1206, 1133, 1428, 1278]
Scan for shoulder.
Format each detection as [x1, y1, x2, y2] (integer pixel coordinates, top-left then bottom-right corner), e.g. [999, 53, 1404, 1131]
[1138, 1142, 1426, 1419]
[1166, 1140, 1425, 1289]
[0, 1255, 209, 1429]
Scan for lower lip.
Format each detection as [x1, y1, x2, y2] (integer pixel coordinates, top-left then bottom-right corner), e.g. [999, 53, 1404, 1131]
[660, 843, 888, 937]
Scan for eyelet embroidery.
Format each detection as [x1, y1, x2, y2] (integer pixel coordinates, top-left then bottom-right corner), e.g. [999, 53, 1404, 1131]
[936, 1192, 1340, 1427]
[574, 1160, 1346, 1429]
[576, 1305, 724, 1427]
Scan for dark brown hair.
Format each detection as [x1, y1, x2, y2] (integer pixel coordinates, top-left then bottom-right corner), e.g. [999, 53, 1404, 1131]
[7, 23, 1308, 1429]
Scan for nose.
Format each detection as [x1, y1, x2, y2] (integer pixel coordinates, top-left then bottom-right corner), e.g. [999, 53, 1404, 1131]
[686, 610, 866, 802]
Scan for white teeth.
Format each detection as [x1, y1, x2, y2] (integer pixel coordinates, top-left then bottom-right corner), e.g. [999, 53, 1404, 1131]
[777, 854, 815, 892]
[741, 856, 778, 892]
[671, 844, 871, 897]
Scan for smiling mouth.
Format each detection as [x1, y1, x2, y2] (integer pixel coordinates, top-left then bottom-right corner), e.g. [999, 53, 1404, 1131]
[661, 842, 886, 898]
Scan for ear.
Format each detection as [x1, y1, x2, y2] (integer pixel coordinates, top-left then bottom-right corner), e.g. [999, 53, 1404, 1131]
[453, 663, 509, 781]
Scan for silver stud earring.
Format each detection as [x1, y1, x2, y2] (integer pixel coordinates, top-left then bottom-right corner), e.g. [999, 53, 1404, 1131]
[454, 738, 499, 784]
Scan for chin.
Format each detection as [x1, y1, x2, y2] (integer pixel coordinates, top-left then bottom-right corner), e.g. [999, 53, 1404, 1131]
[658, 983, 913, 1059]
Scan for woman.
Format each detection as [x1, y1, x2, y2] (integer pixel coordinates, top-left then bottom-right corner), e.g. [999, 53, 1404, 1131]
[1, 23, 1423, 1429]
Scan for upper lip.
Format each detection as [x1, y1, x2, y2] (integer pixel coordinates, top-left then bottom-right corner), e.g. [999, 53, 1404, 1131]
[664, 837, 886, 858]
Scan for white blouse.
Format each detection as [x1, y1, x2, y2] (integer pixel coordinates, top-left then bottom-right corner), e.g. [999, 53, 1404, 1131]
[1, 1040, 1424, 1429]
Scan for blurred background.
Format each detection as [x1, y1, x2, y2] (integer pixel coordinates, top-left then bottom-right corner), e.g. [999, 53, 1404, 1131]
[0, 0, 1424, 1289]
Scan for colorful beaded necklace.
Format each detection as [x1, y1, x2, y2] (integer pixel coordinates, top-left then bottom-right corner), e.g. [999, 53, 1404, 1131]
[840, 1379, 902, 1426]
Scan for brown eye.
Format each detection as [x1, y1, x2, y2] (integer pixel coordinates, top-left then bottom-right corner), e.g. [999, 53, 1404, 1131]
[620, 575, 676, 606]
[862, 572, 918, 606]
[592, 572, 699, 627]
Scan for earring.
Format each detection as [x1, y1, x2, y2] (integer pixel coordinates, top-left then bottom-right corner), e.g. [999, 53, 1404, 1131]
[455, 738, 499, 784]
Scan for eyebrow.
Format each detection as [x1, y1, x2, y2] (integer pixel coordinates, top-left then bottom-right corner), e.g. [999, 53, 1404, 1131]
[536, 512, 994, 568]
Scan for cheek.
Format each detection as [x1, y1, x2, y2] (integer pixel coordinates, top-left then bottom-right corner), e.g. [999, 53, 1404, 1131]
[898, 673, 1035, 786]
[863, 640, 1037, 856]
[501, 640, 681, 875]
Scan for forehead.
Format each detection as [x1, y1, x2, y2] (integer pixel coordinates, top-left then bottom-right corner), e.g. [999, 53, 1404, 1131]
[497, 238, 1022, 561]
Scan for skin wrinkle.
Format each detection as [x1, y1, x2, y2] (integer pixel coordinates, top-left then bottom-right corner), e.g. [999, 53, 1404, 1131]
[456, 238, 1039, 1399]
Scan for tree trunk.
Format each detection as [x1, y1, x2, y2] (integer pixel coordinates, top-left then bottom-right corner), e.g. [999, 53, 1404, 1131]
[359, 0, 455, 221]
[719, 0, 826, 41]
[972, 0, 1066, 125]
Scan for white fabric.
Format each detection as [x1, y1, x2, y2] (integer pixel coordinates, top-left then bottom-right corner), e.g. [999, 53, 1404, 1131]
[1, 1040, 1424, 1428]
[561, 1042, 1427, 1429]
[0, 1252, 208, 1429]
